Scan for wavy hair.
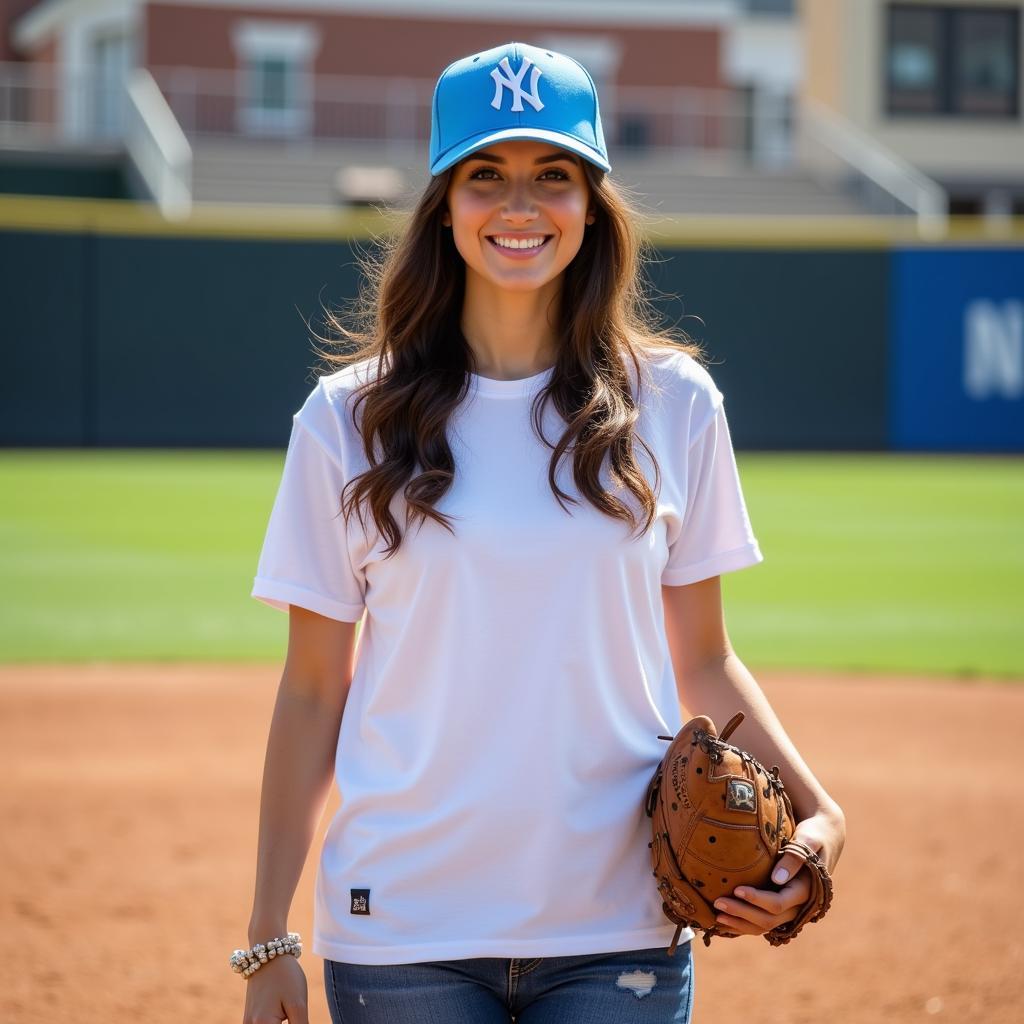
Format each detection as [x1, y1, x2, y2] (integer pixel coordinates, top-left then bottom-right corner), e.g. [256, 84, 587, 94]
[312, 159, 706, 558]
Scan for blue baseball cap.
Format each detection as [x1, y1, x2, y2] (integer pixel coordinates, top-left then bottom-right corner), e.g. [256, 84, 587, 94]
[428, 41, 611, 176]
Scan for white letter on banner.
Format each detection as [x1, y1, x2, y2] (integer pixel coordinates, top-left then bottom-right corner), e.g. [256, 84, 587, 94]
[963, 299, 1023, 400]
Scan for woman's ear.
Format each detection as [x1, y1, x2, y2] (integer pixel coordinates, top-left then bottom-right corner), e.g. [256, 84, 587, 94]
[441, 209, 452, 227]
[586, 210, 596, 226]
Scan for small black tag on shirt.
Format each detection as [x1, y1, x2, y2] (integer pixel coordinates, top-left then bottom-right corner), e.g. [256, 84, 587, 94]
[350, 888, 371, 915]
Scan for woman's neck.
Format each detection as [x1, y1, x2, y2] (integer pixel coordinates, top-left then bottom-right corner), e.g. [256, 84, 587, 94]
[460, 275, 562, 380]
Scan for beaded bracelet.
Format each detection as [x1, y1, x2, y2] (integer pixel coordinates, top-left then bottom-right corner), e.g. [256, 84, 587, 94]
[230, 931, 303, 979]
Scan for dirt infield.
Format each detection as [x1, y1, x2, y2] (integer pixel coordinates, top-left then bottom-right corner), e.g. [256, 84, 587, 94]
[1, 664, 1021, 1023]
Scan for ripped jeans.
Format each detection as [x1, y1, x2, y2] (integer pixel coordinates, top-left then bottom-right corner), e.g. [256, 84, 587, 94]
[324, 941, 694, 1023]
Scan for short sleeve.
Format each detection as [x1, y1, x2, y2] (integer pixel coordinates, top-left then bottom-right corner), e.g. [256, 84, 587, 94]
[661, 398, 764, 586]
[250, 406, 367, 623]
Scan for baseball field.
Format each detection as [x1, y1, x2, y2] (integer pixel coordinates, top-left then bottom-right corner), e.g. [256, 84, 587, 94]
[1, 448, 1021, 1022]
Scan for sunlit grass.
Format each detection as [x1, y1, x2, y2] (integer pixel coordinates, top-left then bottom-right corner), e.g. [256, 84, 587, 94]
[1, 449, 1020, 678]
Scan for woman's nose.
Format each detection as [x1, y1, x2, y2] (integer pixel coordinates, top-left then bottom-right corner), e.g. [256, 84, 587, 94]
[501, 182, 538, 221]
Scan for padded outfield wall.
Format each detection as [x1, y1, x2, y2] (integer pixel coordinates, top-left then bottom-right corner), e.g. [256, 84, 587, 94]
[1, 196, 1021, 452]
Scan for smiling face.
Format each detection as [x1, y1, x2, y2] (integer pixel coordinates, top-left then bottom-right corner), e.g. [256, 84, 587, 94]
[441, 139, 596, 295]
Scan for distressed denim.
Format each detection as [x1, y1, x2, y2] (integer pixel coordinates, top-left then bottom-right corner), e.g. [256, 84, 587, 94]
[324, 941, 694, 1023]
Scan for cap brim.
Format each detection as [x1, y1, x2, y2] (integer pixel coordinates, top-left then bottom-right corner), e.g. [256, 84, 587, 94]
[431, 127, 611, 176]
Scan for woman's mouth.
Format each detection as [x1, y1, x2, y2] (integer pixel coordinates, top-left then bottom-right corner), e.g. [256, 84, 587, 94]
[486, 235, 552, 259]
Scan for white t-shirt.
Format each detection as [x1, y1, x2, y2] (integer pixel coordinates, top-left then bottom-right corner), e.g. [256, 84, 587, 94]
[251, 344, 764, 965]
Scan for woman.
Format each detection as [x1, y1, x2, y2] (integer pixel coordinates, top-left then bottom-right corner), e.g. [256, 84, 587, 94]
[239, 42, 846, 1024]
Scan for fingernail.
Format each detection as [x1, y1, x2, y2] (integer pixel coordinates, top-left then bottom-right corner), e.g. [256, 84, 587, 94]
[772, 867, 789, 883]
[735, 888, 748, 899]
[714, 900, 728, 910]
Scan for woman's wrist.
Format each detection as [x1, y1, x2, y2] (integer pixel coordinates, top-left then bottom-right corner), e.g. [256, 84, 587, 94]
[814, 799, 846, 827]
[232, 930, 303, 979]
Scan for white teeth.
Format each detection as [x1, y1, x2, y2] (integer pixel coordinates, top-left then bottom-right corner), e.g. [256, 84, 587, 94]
[492, 236, 546, 250]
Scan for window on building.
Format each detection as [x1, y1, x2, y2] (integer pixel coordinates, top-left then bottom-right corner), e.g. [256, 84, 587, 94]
[231, 21, 320, 137]
[886, 4, 1019, 119]
[246, 55, 293, 115]
[955, 8, 1018, 115]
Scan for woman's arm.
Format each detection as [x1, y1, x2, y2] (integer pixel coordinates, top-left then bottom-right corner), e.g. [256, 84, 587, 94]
[662, 576, 843, 829]
[662, 576, 846, 937]
[247, 605, 360, 945]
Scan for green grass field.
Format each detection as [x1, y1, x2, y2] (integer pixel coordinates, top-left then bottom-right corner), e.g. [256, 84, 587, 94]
[1, 450, 1021, 678]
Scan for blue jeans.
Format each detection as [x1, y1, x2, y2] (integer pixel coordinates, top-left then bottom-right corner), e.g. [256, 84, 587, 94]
[324, 941, 694, 1023]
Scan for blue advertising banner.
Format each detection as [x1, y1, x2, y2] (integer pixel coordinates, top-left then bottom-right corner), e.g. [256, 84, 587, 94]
[890, 248, 1024, 452]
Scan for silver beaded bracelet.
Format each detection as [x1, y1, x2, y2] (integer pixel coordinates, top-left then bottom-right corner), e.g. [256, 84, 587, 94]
[230, 931, 303, 979]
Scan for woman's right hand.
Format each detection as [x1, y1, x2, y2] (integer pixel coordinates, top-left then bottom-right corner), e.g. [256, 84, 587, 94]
[242, 953, 309, 1024]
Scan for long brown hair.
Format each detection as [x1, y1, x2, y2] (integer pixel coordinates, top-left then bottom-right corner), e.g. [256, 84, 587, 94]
[313, 160, 706, 558]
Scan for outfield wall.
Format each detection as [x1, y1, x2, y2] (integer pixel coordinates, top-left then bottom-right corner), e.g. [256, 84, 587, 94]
[1, 196, 1021, 452]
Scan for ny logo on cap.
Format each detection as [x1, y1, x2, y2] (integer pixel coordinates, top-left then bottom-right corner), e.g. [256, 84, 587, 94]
[490, 55, 544, 113]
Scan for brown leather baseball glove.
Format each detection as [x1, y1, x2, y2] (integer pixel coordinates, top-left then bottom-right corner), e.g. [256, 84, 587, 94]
[644, 711, 834, 953]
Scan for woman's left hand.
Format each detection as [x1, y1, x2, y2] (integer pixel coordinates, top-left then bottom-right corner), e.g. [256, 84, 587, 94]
[711, 805, 846, 938]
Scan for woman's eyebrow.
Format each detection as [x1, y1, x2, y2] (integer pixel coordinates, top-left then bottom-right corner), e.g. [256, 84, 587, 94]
[466, 151, 579, 165]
